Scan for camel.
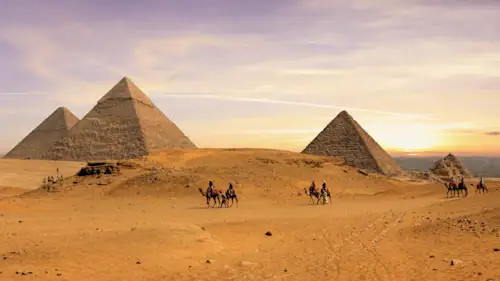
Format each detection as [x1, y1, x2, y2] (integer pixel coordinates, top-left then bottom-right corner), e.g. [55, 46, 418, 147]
[304, 187, 331, 204]
[474, 183, 488, 194]
[445, 182, 457, 198]
[457, 181, 468, 197]
[225, 189, 238, 208]
[198, 187, 225, 208]
[445, 181, 467, 198]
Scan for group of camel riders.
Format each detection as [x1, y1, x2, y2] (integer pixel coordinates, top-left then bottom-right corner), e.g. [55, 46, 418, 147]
[203, 180, 238, 207]
[445, 176, 488, 197]
[306, 180, 332, 204]
[448, 176, 484, 188]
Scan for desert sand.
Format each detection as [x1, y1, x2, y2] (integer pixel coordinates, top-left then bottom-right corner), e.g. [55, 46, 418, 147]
[0, 149, 499, 280]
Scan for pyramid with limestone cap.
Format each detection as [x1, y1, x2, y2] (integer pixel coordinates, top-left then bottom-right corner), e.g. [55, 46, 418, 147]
[41, 77, 196, 161]
[4, 107, 79, 159]
[302, 110, 403, 176]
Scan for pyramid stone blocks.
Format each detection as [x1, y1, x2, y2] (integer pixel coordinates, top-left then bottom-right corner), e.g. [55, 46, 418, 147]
[302, 110, 403, 176]
[42, 77, 196, 161]
[4, 107, 79, 159]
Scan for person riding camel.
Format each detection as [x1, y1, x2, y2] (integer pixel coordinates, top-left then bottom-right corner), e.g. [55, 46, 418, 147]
[321, 181, 328, 195]
[227, 183, 235, 197]
[309, 180, 316, 194]
[449, 177, 456, 187]
[480, 176, 484, 188]
[207, 181, 214, 197]
[460, 177, 465, 187]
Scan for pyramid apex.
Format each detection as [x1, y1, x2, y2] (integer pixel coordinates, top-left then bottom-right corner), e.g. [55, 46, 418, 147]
[120, 76, 134, 83]
[98, 76, 153, 106]
[336, 110, 352, 118]
[55, 106, 70, 112]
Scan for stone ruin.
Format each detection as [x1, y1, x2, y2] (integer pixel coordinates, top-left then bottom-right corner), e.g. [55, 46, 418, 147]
[77, 162, 124, 176]
[429, 153, 471, 179]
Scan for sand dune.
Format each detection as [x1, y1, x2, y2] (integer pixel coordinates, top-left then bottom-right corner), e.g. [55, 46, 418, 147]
[1, 149, 499, 280]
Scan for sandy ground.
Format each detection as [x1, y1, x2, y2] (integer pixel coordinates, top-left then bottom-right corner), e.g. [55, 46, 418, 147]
[0, 149, 499, 281]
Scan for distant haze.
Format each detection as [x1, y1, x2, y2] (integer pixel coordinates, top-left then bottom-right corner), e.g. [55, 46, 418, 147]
[394, 156, 500, 177]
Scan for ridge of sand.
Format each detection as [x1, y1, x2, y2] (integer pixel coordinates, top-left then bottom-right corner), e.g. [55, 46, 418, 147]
[0, 148, 498, 280]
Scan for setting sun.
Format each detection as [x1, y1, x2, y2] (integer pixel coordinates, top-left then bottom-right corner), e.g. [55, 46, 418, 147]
[367, 124, 440, 152]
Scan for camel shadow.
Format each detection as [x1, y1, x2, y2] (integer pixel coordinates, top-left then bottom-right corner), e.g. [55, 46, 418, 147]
[187, 205, 227, 210]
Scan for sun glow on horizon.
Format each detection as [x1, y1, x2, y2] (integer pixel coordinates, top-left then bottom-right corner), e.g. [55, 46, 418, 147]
[367, 124, 441, 152]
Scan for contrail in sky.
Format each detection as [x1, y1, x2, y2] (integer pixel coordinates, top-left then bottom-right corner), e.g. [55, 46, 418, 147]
[160, 94, 436, 120]
[0, 92, 46, 96]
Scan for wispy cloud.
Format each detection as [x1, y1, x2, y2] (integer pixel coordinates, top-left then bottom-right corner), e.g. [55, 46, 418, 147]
[160, 94, 435, 120]
[0, 92, 46, 96]
[485, 131, 500, 136]
[214, 129, 322, 135]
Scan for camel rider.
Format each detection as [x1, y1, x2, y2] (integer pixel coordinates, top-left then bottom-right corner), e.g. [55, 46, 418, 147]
[450, 178, 456, 187]
[227, 183, 235, 197]
[460, 177, 465, 187]
[309, 180, 316, 194]
[480, 176, 484, 188]
[321, 181, 328, 195]
[207, 181, 214, 196]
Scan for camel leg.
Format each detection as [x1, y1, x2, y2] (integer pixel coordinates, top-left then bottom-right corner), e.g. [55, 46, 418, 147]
[235, 196, 239, 208]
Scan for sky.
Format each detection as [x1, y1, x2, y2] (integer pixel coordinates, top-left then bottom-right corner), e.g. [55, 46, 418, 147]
[1, 0, 500, 156]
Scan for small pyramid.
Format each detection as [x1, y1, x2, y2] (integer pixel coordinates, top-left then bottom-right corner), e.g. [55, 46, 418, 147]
[430, 153, 471, 178]
[42, 77, 196, 161]
[302, 110, 403, 176]
[4, 107, 79, 159]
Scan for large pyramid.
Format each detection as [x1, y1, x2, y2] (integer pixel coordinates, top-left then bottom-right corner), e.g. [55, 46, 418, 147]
[41, 77, 196, 161]
[4, 107, 79, 159]
[302, 110, 403, 176]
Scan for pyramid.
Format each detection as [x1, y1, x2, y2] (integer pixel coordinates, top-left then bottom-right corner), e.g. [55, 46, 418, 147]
[430, 153, 471, 179]
[4, 107, 79, 160]
[41, 77, 196, 161]
[302, 110, 403, 176]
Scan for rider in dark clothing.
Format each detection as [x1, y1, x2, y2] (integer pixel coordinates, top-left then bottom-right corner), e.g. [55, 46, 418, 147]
[227, 183, 235, 197]
[321, 181, 328, 194]
[207, 181, 214, 196]
[309, 180, 316, 194]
